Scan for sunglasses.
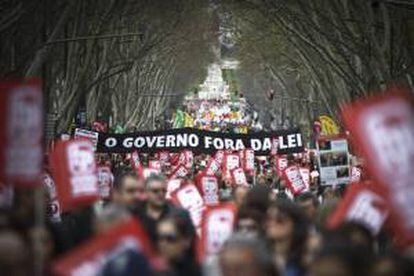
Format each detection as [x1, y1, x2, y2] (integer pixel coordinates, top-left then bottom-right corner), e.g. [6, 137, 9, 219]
[150, 188, 167, 194]
[158, 233, 179, 243]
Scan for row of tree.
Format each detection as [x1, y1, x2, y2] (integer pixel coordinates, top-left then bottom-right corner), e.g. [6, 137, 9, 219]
[1, 0, 217, 133]
[220, 0, 414, 136]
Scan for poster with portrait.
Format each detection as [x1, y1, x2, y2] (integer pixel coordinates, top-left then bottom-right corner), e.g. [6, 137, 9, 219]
[317, 137, 350, 186]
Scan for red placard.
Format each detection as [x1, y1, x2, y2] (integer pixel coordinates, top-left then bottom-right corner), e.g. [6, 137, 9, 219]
[197, 203, 236, 262]
[166, 178, 182, 200]
[50, 140, 99, 212]
[282, 166, 307, 195]
[243, 149, 255, 175]
[0, 79, 43, 188]
[184, 150, 194, 169]
[231, 168, 248, 187]
[275, 155, 288, 177]
[156, 151, 170, 165]
[142, 167, 160, 179]
[196, 174, 219, 206]
[169, 164, 189, 180]
[327, 183, 388, 235]
[205, 157, 220, 176]
[171, 183, 205, 231]
[130, 151, 142, 175]
[223, 153, 240, 180]
[97, 166, 113, 200]
[341, 87, 414, 247]
[51, 218, 158, 276]
[148, 160, 161, 171]
[299, 167, 310, 189]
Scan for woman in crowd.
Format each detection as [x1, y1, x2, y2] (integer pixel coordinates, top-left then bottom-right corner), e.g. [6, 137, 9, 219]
[265, 200, 309, 276]
[156, 213, 200, 276]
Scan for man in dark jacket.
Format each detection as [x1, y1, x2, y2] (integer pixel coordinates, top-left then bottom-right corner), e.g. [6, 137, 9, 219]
[131, 174, 194, 243]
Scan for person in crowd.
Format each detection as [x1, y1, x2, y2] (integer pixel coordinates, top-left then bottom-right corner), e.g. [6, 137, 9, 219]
[308, 241, 372, 276]
[0, 230, 29, 276]
[157, 213, 200, 276]
[112, 168, 146, 207]
[295, 192, 319, 223]
[244, 185, 271, 214]
[236, 205, 264, 238]
[218, 233, 278, 276]
[265, 200, 309, 276]
[330, 222, 375, 253]
[233, 185, 249, 209]
[132, 174, 194, 243]
[93, 204, 132, 234]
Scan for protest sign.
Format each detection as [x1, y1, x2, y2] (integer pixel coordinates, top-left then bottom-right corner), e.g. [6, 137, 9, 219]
[97, 128, 304, 155]
[148, 160, 161, 171]
[169, 165, 189, 180]
[142, 168, 160, 179]
[51, 218, 157, 276]
[196, 174, 219, 206]
[166, 178, 182, 200]
[316, 137, 350, 186]
[299, 167, 310, 189]
[50, 140, 99, 211]
[274, 155, 288, 176]
[74, 128, 99, 151]
[0, 79, 43, 188]
[282, 166, 308, 195]
[327, 183, 388, 235]
[341, 87, 414, 247]
[97, 166, 113, 200]
[242, 149, 255, 175]
[171, 183, 205, 231]
[198, 203, 236, 261]
[231, 168, 248, 187]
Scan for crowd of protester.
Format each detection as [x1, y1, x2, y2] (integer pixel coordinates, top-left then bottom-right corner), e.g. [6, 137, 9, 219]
[1, 85, 414, 276]
[1, 145, 414, 275]
[170, 97, 264, 133]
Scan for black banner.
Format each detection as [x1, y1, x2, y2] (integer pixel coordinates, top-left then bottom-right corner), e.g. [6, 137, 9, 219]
[97, 128, 304, 155]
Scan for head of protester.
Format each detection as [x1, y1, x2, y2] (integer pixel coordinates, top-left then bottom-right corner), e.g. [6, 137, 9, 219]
[295, 191, 319, 223]
[144, 174, 168, 219]
[219, 234, 277, 276]
[265, 200, 309, 275]
[112, 168, 146, 207]
[157, 213, 200, 276]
